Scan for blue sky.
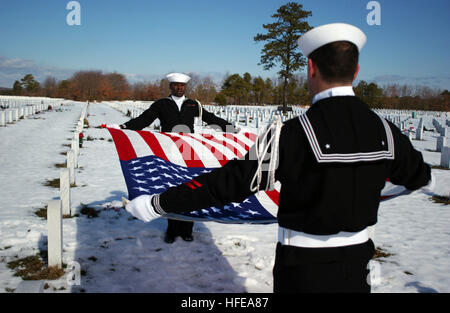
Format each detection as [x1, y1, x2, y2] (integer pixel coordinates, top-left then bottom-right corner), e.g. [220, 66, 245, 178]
[0, 0, 449, 89]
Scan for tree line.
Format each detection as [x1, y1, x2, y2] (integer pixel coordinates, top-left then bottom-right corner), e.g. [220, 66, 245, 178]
[3, 71, 219, 104]
[1, 71, 448, 112]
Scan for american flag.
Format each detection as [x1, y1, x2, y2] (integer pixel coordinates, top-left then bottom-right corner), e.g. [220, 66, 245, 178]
[107, 128, 406, 224]
[107, 128, 280, 224]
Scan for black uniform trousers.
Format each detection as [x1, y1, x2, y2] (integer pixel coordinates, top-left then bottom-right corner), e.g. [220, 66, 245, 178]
[273, 239, 375, 293]
[166, 219, 193, 238]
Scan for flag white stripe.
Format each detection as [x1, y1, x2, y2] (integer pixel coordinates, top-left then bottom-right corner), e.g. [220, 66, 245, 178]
[254, 182, 281, 217]
[169, 133, 222, 167]
[213, 133, 248, 157]
[152, 132, 187, 167]
[238, 133, 257, 148]
[125, 130, 155, 158]
[190, 133, 239, 161]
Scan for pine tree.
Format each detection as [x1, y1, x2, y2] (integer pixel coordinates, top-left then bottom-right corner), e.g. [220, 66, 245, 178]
[12, 80, 23, 95]
[254, 2, 312, 112]
[20, 74, 40, 93]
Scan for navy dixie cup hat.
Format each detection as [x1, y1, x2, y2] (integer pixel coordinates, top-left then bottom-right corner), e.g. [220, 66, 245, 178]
[298, 23, 367, 57]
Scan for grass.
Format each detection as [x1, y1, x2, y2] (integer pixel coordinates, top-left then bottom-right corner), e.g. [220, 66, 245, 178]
[34, 206, 76, 219]
[372, 247, 393, 261]
[7, 254, 65, 280]
[34, 207, 48, 219]
[43, 178, 76, 188]
[431, 165, 449, 170]
[431, 195, 450, 205]
[44, 178, 60, 188]
[80, 204, 100, 218]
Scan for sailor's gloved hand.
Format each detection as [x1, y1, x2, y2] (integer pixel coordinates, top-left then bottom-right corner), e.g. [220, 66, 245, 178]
[125, 195, 161, 222]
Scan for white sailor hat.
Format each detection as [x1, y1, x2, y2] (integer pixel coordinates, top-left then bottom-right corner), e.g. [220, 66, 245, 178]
[166, 72, 191, 84]
[298, 23, 367, 57]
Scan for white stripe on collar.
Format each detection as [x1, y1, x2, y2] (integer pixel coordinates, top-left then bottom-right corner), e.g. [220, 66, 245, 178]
[298, 113, 395, 163]
[312, 86, 355, 104]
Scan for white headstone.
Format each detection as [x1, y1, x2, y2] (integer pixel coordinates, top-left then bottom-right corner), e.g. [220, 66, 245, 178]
[60, 168, 71, 216]
[437, 136, 446, 152]
[71, 141, 78, 168]
[7, 110, 13, 123]
[440, 146, 450, 169]
[67, 150, 75, 185]
[47, 200, 62, 268]
[416, 119, 423, 140]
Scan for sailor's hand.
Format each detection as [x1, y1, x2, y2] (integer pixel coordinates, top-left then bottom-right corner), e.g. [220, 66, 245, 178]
[125, 195, 160, 222]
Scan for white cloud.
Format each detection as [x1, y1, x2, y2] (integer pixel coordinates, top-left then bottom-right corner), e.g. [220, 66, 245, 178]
[0, 56, 76, 88]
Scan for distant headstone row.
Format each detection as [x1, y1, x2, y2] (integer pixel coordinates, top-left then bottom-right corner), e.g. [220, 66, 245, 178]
[0, 95, 65, 109]
[0, 96, 69, 127]
[104, 100, 450, 168]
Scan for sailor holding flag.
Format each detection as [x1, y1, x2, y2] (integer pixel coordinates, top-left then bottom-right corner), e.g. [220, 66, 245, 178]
[110, 72, 235, 243]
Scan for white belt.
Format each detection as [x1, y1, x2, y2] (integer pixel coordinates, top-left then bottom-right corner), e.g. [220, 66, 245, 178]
[278, 226, 369, 248]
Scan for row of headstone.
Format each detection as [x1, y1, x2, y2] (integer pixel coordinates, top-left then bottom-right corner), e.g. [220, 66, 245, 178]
[106, 101, 446, 138]
[375, 109, 447, 119]
[203, 105, 305, 129]
[104, 101, 162, 130]
[47, 102, 90, 270]
[0, 104, 48, 126]
[431, 118, 449, 161]
[0, 95, 65, 109]
[104, 101, 151, 118]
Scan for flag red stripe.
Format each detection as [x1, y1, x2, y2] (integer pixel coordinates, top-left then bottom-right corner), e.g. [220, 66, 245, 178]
[243, 132, 258, 142]
[108, 128, 137, 161]
[200, 134, 244, 159]
[223, 133, 250, 151]
[191, 179, 202, 187]
[264, 190, 279, 206]
[160, 133, 205, 167]
[137, 131, 169, 162]
[185, 134, 229, 166]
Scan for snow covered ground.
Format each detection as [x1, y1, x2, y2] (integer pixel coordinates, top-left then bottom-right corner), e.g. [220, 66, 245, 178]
[0, 101, 448, 293]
